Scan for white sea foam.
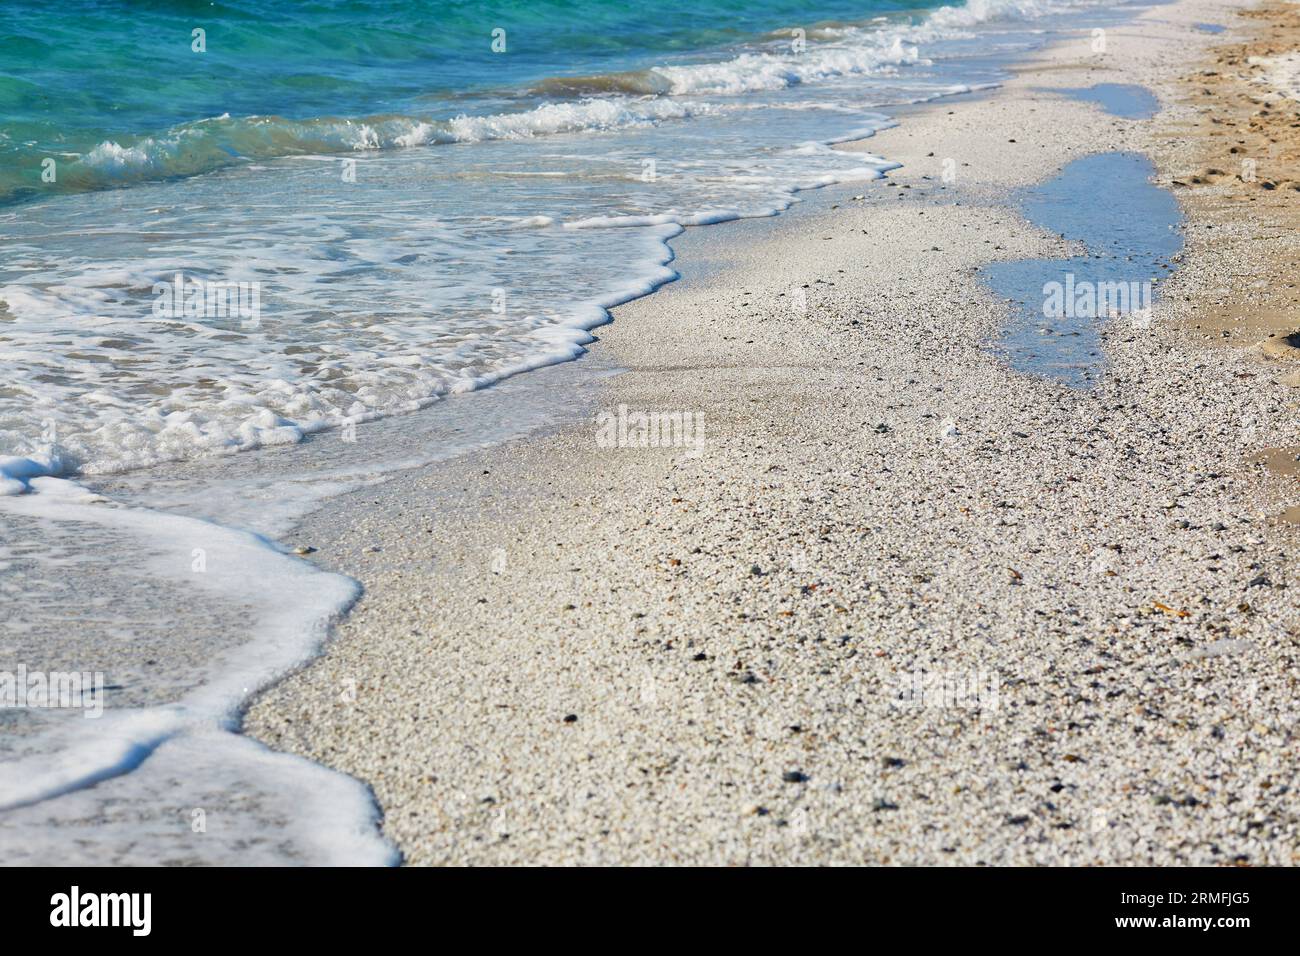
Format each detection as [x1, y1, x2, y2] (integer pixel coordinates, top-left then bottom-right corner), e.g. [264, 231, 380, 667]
[654, 36, 925, 95]
[650, 0, 1091, 96]
[0, 453, 61, 496]
[1, 103, 896, 478]
[69, 99, 718, 192]
[0, 476, 395, 863]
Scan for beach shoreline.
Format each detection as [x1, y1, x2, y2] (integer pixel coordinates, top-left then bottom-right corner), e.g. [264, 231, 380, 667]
[247, 0, 1300, 865]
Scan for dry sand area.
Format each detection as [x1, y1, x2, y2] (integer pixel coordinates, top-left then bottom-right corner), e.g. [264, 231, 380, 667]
[247, 0, 1300, 865]
[1148, 0, 1300, 514]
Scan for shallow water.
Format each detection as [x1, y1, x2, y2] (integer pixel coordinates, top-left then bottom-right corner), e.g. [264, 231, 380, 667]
[1049, 81, 1160, 118]
[0, 352, 608, 864]
[1, 0, 1142, 480]
[983, 151, 1183, 387]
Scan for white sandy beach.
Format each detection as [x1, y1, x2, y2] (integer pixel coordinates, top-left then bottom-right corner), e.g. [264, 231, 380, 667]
[247, 0, 1300, 865]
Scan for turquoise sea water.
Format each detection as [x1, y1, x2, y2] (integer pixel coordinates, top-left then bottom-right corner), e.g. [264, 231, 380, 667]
[1, 0, 1149, 482]
[2, 0, 940, 203]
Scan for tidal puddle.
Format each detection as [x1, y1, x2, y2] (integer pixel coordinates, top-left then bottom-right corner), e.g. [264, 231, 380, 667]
[1046, 82, 1159, 118]
[982, 151, 1183, 387]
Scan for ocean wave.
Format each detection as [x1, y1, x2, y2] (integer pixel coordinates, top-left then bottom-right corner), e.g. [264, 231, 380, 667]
[26, 0, 1100, 203]
[540, 0, 1088, 97]
[530, 70, 676, 97]
[55, 98, 713, 197]
[651, 35, 924, 95]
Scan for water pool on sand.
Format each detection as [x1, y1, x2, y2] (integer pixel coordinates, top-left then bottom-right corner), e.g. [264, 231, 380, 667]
[982, 151, 1183, 388]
